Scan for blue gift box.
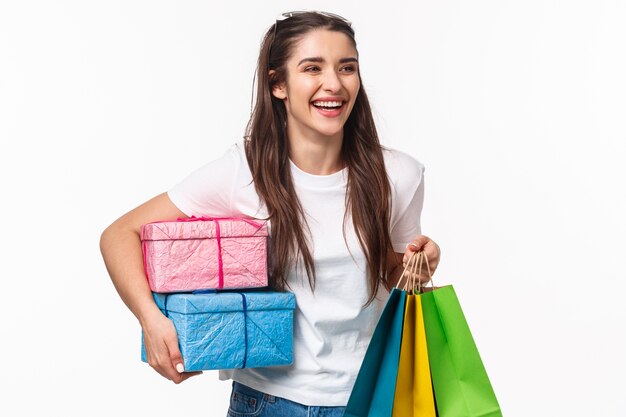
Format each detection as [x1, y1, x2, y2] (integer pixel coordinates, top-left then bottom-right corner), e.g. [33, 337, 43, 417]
[141, 291, 296, 372]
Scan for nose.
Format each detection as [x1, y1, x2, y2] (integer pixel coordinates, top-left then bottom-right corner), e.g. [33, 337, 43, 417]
[321, 70, 342, 93]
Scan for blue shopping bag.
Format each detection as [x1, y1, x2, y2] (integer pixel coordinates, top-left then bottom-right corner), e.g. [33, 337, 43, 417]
[344, 288, 407, 417]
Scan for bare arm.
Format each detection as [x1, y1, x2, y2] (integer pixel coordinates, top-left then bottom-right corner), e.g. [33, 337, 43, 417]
[100, 192, 200, 383]
[100, 193, 184, 322]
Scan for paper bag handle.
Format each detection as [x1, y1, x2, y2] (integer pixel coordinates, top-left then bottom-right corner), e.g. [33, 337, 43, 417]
[396, 251, 434, 293]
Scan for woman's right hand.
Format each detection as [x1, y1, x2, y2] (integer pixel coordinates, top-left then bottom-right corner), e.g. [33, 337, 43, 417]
[141, 309, 202, 383]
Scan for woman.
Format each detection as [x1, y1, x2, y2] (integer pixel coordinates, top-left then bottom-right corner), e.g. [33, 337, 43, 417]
[100, 11, 440, 416]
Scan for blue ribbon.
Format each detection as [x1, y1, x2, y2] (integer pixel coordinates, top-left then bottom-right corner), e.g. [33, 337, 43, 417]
[163, 294, 169, 318]
[239, 293, 249, 368]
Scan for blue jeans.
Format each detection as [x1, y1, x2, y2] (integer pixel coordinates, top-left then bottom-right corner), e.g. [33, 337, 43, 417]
[227, 381, 346, 417]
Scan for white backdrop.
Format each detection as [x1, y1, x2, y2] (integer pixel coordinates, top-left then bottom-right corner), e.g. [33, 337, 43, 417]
[1, 1, 624, 416]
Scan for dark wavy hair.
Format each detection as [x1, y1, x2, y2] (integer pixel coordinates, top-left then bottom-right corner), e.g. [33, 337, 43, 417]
[244, 12, 394, 305]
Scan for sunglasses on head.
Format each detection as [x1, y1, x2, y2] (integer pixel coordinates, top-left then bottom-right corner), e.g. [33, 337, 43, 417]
[276, 11, 352, 26]
[269, 10, 352, 62]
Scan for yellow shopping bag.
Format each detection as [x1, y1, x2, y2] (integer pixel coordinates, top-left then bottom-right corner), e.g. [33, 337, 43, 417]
[392, 253, 436, 417]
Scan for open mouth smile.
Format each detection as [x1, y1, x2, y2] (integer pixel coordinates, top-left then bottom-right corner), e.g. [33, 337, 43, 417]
[311, 100, 345, 117]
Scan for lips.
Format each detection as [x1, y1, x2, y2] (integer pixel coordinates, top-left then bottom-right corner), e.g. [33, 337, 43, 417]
[310, 98, 346, 118]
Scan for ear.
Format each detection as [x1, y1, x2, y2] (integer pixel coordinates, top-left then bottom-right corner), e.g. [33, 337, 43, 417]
[272, 84, 287, 100]
[269, 70, 287, 100]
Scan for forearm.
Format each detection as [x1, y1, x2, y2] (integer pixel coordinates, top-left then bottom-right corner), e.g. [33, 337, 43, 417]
[100, 222, 161, 326]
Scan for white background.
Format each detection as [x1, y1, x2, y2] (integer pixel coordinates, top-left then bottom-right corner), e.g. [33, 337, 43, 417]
[1, 0, 624, 416]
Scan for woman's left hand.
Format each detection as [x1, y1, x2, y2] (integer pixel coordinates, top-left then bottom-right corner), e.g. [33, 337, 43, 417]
[402, 235, 441, 283]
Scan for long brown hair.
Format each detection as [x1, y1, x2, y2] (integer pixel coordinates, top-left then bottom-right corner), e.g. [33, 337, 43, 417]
[244, 12, 394, 304]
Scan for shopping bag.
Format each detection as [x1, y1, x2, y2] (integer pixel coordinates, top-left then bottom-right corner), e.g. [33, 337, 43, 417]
[391, 251, 436, 417]
[344, 288, 407, 417]
[421, 285, 502, 417]
[392, 294, 437, 417]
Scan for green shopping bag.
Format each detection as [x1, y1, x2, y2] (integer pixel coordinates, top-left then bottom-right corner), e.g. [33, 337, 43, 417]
[344, 288, 407, 417]
[421, 285, 503, 417]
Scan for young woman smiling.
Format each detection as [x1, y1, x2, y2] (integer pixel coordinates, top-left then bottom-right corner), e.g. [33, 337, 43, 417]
[100, 11, 440, 417]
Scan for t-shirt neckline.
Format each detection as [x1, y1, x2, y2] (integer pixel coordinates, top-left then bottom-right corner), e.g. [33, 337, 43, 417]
[289, 159, 348, 188]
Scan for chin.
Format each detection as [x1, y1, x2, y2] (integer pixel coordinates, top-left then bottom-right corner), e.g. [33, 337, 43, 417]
[314, 125, 346, 138]
[316, 131, 343, 139]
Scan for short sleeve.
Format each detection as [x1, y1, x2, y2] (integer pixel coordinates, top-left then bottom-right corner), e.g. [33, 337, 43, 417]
[390, 177, 424, 252]
[386, 149, 425, 253]
[167, 145, 240, 217]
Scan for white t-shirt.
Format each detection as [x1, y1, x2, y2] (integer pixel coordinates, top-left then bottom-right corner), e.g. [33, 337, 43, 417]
[167, 142, 425, 406]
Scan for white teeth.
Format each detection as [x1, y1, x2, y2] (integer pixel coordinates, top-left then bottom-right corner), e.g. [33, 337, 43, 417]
[313, 101, 342, 108]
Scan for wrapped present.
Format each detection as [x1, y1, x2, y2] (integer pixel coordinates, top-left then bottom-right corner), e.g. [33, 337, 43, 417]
[141, 217, 269, 292]
[141, 291, 296, 371]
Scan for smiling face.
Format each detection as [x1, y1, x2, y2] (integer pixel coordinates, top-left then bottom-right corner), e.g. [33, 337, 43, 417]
[272, 29, 361, 144]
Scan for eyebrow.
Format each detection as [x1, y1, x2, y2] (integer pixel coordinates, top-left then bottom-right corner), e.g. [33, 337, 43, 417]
[297, 57, 358, 66]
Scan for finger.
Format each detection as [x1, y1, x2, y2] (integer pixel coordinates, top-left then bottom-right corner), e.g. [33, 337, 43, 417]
[148, 358, 171, 381]
[143, 328, 173, 381]
[403, 247, 415, 264]
[406, 235, 431, 252]
[403, 236, 430, 264]
[422, 239, 439, 256]
[146, 345, 176, 381]
[178, 371, 203, 383]
[421, 241, 441, 272]
[155, 353, 180, 381]
[403, 246, 420, 265]
[164, 329, 189, 380]
[153, 328, 184, 382]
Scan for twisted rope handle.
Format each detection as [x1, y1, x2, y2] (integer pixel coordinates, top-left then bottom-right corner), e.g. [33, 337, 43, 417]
[395, 251, 435, 294]
[395, 251, 417, 291]
[416, 250, 434, 293]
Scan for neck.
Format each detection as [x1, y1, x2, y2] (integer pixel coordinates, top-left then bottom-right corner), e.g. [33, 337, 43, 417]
[287, 129, 344, 176]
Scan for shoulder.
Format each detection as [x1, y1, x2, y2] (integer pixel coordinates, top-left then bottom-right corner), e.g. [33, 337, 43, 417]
[193, 141, 247, 174]
[167, 141, 251, 217]
[168, 141, 248, 191]
[231, 141, 247, 162]
[219, 141, 246, 166]
[382, 147, 425, 188]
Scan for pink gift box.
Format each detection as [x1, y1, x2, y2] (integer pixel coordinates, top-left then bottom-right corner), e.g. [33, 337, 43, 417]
[140, 217, 269, 292]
